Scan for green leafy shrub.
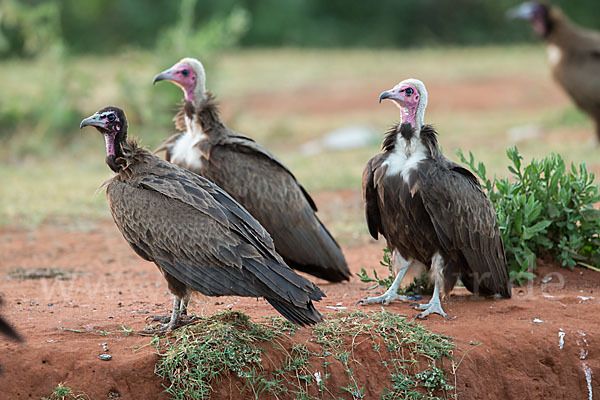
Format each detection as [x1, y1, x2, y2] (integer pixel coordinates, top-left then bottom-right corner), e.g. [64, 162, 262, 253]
[458, 146, 600, 284]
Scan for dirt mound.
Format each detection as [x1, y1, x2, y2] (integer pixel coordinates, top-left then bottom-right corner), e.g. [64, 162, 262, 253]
[0, 221, 598, 399]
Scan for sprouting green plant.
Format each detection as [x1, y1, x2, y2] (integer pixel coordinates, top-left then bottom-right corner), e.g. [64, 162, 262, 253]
[42, 384, 87, 400]
[120, 325, 134, 336]
[457, 146, 600, 284]
[356, 247, 396, 289]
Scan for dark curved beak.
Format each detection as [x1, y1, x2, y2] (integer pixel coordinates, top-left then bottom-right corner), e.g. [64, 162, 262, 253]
[80, 113, 106, 130]
[379, 91, 392, 103]
[506, 2, 536, 20]
[153, 68, 175, 85]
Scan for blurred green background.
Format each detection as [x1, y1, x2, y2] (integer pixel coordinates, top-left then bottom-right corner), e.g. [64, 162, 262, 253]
[0, 0, 598, 241]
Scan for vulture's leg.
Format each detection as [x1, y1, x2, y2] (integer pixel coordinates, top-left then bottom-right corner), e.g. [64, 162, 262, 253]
[166, 297, 182, 331]
[357, 251, 411, 306]
[414, 254, 449, 319]
[179, 297, 188, 316]
[147, 296, 181, 324]
[177, 296, 198, 324]
[143, 297, 182, 334]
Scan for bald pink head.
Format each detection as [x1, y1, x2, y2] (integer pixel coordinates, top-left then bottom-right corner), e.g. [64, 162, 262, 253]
[153, 63, 198, 102]
[153, 58, 207, 106]
[379, 79, 428, 129]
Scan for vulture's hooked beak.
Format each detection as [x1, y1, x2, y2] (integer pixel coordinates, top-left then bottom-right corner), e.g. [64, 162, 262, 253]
[506, 2, 536, 20]
[379, 91, 393, 103]
[80, 113, 107, 130]
[153, 67, 176, 85]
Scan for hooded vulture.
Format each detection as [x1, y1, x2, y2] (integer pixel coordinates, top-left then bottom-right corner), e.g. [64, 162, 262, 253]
[152, 58, 350, 283]
[357, 79, 511, 318]
[80, 106, 324, 331]
[509, 1, 600, 143]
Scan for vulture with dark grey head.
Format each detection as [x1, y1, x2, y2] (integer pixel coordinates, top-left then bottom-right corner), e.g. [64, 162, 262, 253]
[80, 106, 324, 331]
[152, 58, 350, 283]
[357, 79, 511, 318]
[509, 1, 600, 143]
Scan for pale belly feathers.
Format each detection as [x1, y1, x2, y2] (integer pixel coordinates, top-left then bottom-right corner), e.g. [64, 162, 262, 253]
[170, 115, 207, 171]
[383, 138, 428, 180]
[547, 44, 562, 68]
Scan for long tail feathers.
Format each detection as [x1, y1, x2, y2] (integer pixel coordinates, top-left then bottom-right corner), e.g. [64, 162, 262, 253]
[265, 298, 323, 327]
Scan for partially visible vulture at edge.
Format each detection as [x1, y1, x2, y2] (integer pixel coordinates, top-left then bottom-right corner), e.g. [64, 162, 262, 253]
[0, 298, 21, 374]
[0, 298, 21, 342]
[80, 106, 324, 331]
[152, 58, 350, 283]
[358, 79, 511, 318]
[509, 1, 600, 143]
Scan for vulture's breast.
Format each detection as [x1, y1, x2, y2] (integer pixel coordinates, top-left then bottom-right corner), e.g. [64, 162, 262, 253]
[547, 44, 563, 68]
[170, 130, 207, 171]
[379, 167, 437, 264]
[382, 139, 428, 181]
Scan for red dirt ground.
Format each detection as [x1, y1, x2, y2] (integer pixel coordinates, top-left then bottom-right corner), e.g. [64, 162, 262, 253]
[0, 192, 598, 399]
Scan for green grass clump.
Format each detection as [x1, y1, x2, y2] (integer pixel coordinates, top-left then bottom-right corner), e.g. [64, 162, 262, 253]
[153, 310, 455, 399]
[153, 311, 286, 399]
[458, 146, 600, 284]
[42, 384, 87, 400]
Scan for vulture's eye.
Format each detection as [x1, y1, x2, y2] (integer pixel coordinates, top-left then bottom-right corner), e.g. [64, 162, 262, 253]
[405, 88, 414, 96]
[107, 114, 116, 122]
[181, 69, 190, 77]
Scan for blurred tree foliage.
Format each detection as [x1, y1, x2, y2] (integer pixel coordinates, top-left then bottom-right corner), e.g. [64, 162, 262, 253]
[2, 0, 600, 57]
[0, 0, 250, 156]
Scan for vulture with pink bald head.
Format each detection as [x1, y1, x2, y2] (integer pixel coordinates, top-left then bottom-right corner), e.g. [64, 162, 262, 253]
[508, 2, 600, 144]
[358, 79, 511, 318]
[153, 58, 350, 283]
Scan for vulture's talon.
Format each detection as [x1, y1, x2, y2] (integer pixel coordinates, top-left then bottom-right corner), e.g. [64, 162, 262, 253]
[357, 292, 408, 306]
[412, 301, 449, 320]
[146, 315, 171, 323]
[138, 323, 172, 336]
[413, 313, 425, 321]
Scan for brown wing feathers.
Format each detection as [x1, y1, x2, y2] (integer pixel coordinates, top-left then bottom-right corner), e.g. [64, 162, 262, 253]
[418, 129, 511, 297]
[159, 94, 350, 282]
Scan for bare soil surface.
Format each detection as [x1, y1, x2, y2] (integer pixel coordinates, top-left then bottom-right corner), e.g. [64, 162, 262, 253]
[230, 76, 567, 117]
[0, 192, 598, 399]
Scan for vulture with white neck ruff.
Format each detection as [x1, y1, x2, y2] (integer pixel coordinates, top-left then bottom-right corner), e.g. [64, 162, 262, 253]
[152, 58, 350, 283]
[80, 106, 324, 331]
[357, 79, 511, 318]
[508, 1, 600, 143]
